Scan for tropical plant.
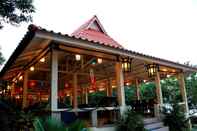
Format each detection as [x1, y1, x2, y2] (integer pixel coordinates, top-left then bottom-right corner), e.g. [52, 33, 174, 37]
[33, 117, 88, 131]
[162, 99, 189, 131]
[115, 109, 147, 131]
[0, 97, 50, 131]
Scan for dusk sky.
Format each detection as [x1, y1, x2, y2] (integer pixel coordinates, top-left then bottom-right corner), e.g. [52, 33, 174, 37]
[1, 0, 197, 67]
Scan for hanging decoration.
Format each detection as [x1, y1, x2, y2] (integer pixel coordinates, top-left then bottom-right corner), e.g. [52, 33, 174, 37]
[89, 68, 96, 90]
[145, 64, 159, 77]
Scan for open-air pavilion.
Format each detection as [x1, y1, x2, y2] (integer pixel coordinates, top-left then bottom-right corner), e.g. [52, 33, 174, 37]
[0, 16, 197, 130]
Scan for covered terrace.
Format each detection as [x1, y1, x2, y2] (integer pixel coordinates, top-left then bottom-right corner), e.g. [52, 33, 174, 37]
[0, 16, 197, 128]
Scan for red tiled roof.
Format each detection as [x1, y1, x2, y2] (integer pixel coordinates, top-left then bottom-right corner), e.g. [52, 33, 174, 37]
[71, 15, 124, 49]
[1, 24, 197, 78]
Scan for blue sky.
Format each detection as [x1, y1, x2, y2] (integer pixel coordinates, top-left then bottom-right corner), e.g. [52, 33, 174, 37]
[1, 0, 197, 66]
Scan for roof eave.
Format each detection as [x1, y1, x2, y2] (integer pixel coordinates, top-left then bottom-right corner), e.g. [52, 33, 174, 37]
[35, 29, 197, 73]
[0, 25, 37, 78]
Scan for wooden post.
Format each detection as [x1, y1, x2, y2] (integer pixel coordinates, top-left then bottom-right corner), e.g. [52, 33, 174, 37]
[178, 72, 191, 129]
[50, 49, 60, 120]
[135, 79, 140, 100]
[178, 73, 189, 113]
[22, 71, 28, 109]
[85, 86, 88, 104]
[11, 82, 15, 98]
[107, 78, 113, 96]
[70, 95, 73, 106]
[155, 71, 163, 117]
[115, 62, 126, 115]
[73, 74, 78, 110]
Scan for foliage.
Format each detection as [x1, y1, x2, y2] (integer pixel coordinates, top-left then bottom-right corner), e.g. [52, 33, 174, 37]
[0, 98, 35, 131]
[34, 117, 87, 131]
[0, 97, 49, 131]
[140, 82, 156, 100]
[161, 77, 181, 103]
[0, 0, 35, 28]
[115, 109, 147, 131]
[88, 91, 105, 106]
[185, 73, 197, 108]
[0, 48, 5, 65]
[125, 85, 136, 104]
[162, 99, 189, 131]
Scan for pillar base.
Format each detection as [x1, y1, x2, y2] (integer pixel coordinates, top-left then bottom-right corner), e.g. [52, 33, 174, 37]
[154, 104, 162, 119]
[91, 110, 98, 127]
[51, 111, 61, 121]
[120, 106, 127, 116]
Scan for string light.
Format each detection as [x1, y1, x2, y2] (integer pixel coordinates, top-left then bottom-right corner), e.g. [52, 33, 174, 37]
[19, 76, 23, 80]
[97, 58, 102, 64]
[167, 74, 171, 78]
[40, 57, 45, 63]
[30, 66, 35, 71]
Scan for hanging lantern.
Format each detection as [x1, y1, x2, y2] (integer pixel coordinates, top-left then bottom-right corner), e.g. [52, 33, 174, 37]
[145, 64, 159, 77]
[75, 54, 81, 61]
[122, 58, 132, 72]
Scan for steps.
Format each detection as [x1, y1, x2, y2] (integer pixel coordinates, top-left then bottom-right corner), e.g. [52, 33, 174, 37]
[144, 118, 169, 131]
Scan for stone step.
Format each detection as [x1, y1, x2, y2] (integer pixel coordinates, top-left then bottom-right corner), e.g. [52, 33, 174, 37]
[144, 117, 169, 131]
[144, 118, 159, 124]
[144, 122, 163, 130]
[151, 126, 169, 131]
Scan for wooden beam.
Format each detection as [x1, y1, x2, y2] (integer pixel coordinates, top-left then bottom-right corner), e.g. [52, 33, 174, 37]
[36, 67, 106, 78]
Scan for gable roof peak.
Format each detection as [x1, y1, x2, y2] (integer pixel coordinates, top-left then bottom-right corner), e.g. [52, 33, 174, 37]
[71, 16, 124, 49]
[71, 15, 107, 35]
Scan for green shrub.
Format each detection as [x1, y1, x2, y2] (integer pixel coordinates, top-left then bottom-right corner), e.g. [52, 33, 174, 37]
[162, 100, 189, 131]
[115, 109, 147, 131]
[34, 117, 88, 131]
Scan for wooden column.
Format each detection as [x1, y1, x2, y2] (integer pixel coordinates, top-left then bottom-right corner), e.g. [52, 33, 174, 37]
[155, 71, 163, 117]
[115, 62, 126, 115]
[178, 73, 191, 129]
[85, 86, 88, 104]
[73, 74, 78, 110]
[50, 49, 60, 120]
[11, 82, 15, 98]
[107, 78, 113, 97]
[22, 71, 28, 109]
[135, 79, 140, 100]
[70, 95, 73, 106]
[178, 73, 189, 113]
